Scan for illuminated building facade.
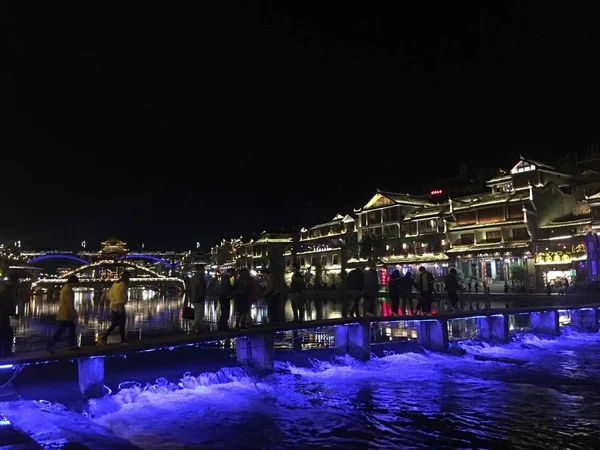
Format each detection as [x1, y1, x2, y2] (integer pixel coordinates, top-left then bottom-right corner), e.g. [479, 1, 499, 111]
[354, 190, 449, 280]
[447, 156, 574, 290]
[210, 231, 293, 274]
[294, 213, 356, 285]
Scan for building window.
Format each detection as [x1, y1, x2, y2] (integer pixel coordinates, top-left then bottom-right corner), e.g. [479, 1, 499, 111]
[460, 233, 474, 245]
[455, 211, 477, 225]
[512, 228, 529, 240]
[486, 231, 502, 242]
[478, 206, 504, 224]
[507, 204, 523, 220]
[333, 254, 339, 265]
[407, 221, 418, 235]
[360, 215, 366, 227]
[301, 257, 306, 267]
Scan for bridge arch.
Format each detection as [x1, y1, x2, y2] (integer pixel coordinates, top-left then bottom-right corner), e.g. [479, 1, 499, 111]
[62, 260, 163, 279]
[122, 254, 175, 269]
[28, 254, 89, 265]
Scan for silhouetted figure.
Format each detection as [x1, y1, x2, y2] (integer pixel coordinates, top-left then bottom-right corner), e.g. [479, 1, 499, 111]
[289, 268, 306, 322]
[48, 275, 79, 352]
[417, 266, 435, 316]
[190, 265, 207, 333]
[363, 266, 379, 316]
[445, 268, 461, 311]
[0, 273, 18, 358]
[218, 268, 235, 331]
[100, 271, 131, 344]
[347, 267, 364, 318]
[388, 270, 401, 315]
[399, 271, 417, 315]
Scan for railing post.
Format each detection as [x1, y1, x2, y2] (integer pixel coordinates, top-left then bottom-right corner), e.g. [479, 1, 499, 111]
[334, 321, 370, 361]
[529, 310, 560, 336]
[417, 319, 449, 352]
[235, 334, 275, 372]
[78, 357, 105, 399]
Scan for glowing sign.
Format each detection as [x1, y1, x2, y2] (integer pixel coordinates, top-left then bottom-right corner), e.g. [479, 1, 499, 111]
[430, 190, 443, 195]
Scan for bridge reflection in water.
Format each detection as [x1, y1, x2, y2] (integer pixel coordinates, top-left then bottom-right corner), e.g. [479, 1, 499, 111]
[12, 290, 435, 354]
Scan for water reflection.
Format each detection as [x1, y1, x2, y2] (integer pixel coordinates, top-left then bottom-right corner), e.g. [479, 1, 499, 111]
[10, 290, 511, 353]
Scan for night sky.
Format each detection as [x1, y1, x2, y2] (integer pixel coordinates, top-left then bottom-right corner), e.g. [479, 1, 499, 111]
[3, 2, 599, 251]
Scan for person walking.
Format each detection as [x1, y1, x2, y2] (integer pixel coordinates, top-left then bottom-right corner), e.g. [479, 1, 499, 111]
[387, 270, 401, 316]
[47, 275, 79, 352]
[445, 268, 461, 311]
[399, 271, 417, 315]
[100, 271, 131, 345]
[417, 266, 435, 316]
[347, 267, 364, 318]
[0, 273, 18, 358]
[190, 265, 207, 333]
[264, 267, 284, 324]
[234, 268, 251, 329]
[289, 267, 306, 322]
[218, 268, 235, 331]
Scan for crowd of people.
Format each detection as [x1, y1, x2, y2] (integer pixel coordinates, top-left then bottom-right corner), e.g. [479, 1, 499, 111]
[0, 263, 476, 356]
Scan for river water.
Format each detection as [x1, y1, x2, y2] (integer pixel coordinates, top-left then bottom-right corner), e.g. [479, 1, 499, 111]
[3, 290, 600, 448]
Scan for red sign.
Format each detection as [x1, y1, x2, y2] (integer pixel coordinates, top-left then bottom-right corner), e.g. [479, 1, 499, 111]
[430, 189, 443, 195]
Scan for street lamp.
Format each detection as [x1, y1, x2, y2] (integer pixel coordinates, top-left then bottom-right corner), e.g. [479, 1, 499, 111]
[81, 241, 86, 249]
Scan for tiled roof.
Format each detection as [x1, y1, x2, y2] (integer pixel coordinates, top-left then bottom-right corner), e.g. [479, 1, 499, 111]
[539, 217, 591, 229]
[520, 156, 557, 171]
[452, 190, 530, 211]
[406, 204, 450, 219]
[310, 220, 341, 229]
[378, 190, 436, 207]
[486, 174, 512, 184]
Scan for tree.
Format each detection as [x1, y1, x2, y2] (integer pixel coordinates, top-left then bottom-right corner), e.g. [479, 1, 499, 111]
[216, 241, 235, 265]
[338, 232, 359, 283]
[360, 231, 386, 263]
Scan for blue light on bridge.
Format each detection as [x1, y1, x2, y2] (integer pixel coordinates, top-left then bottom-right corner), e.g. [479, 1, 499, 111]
[122, 254, 176, 269]
[28, 254, 89, 265]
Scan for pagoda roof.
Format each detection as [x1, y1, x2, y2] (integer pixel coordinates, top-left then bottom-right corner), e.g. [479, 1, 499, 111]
[101, 236, 127, 247]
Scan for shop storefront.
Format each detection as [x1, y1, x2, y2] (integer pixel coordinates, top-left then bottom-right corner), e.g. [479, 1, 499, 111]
[534, 248, 588, 287]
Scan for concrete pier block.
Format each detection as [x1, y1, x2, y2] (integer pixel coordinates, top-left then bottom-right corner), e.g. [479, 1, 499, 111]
[334, 323, 370, 361]
[78, 357, 105, 399]
[569, 308, 599, 333]
[236, 334, 274, 372]
[477, 314, 509, 342]
[417, 320, 449, 352]
[529, 311, 560, 336]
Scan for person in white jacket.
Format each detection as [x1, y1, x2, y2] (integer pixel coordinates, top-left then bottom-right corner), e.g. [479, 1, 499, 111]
[47, 275, 79, 352]
[100, 271, 130, 345]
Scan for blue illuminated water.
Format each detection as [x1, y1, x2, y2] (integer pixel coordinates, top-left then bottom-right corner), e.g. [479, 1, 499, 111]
[2, 329, 600, 449]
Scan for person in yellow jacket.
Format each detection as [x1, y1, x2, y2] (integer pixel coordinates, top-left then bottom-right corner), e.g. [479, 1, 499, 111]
[100, 271, 131, 345]
[47, 275, 79, 352]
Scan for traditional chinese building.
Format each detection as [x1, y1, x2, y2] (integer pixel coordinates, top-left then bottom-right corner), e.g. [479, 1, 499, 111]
[295, 213, 356, 284]
[446, 156, 573, 291]
[211, 231, 293, 274]
[98, 236, 128, 259]
[354, 190, 449, 282]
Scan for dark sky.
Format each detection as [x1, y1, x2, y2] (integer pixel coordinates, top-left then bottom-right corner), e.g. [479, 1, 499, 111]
[2, 2, 599, 251]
